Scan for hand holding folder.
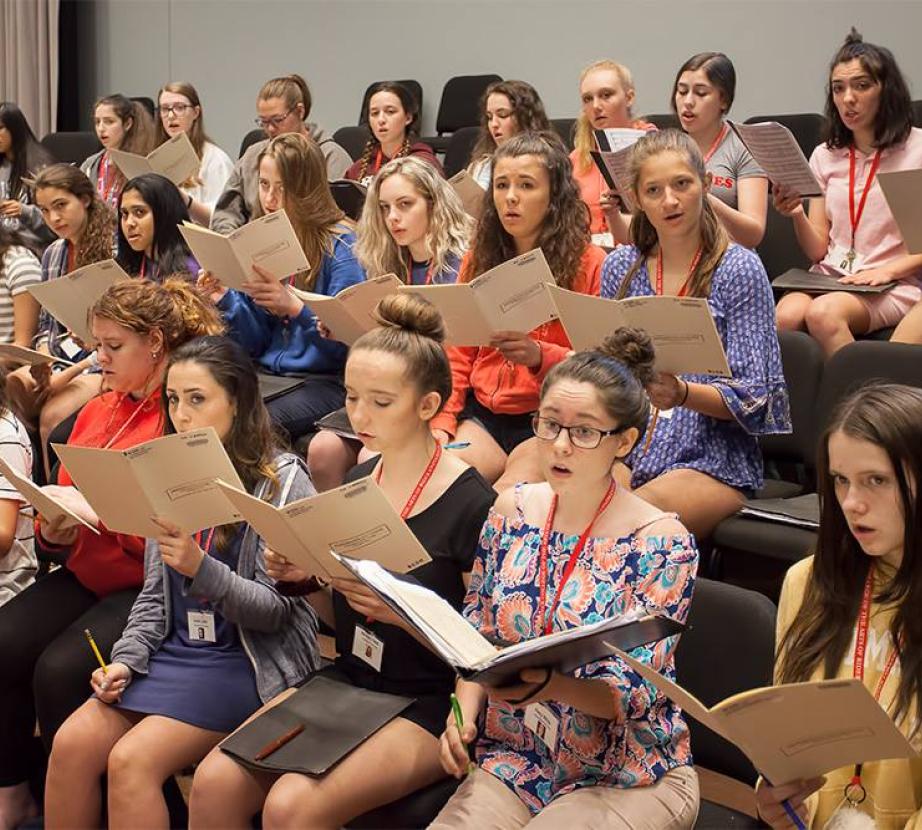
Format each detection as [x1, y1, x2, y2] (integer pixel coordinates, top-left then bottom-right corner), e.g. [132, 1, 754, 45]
[728, 121, 822, 198]
[292, 274, 402, 345]
[0, 456, 100, 534]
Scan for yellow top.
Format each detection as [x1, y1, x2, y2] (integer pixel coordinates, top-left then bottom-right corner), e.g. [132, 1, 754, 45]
[777, 557, 922, 829]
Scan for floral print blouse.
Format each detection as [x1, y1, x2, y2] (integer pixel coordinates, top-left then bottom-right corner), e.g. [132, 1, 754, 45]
[464, 483, 698, 813]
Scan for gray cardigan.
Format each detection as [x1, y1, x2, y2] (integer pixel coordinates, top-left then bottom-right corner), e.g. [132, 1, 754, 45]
[110, 452, 320, 702]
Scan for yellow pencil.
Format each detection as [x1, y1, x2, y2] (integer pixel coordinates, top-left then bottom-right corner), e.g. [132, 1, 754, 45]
[642, 407, 660, 455]
[84, 628, 107, 675]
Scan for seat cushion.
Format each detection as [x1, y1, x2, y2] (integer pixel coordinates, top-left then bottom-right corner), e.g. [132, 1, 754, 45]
[695, 799, 765, 828]
[347, 776, 460, 829]
[713, 515, 816, 563]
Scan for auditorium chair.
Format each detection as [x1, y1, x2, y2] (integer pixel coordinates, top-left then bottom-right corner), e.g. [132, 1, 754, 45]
[442, 125, 479, 178]
[646, 112, 680, 130]
[912, 100, 922, 128]
[130, 95, 156, 119]
[743, 113, 824, 159]
[420, 74, 502, 154]
[238, 128, 266, 159]
[550, 117, 576, 151]
[759, 202, 810, 280]
[40, 131, 101, 165]
[358, 80, 423, 125]
[332, 125, 370, 162]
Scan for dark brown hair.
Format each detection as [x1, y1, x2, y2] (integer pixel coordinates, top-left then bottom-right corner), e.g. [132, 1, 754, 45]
[470, 80, 551, 161]
[354, 82, 421, 182]
[670, 52, 737, 115]
[258, 74, 312, 119]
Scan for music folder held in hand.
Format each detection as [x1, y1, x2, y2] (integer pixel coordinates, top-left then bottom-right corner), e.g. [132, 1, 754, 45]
[448, 169, 486, 220]
[52, 427, 244, 538]
[878, 168, 922, 256]
[399, 248, 558, 347]
[612, 647, 918, 786]
[0, 455, 99, 534]
[589, 127, 647, 212]
[333, 554, 684, 686]
[547, 284, 732, 377]
[108, 132, 200, 187]
[178, 210, 310, 291]
[728, 121, 823, 198]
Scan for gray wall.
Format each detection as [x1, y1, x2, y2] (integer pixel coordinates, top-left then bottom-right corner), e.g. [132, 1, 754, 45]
[77, 0, 922, 156]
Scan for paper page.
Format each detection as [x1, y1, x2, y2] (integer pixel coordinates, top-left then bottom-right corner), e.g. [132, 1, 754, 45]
[449, 169, 486, 220]
[294, 273, 402, 345]
[0, 456, 99, 533]
[593, 129, 645, 212]
[226, 211, 310, 286]
[619, 296, 731, 377]
[399, 283, 494, 345]
[107, 148, 154, 181]
[729, 122, 822, 198]
[878, 169, 922, 255]
[27, 259, 131, 344]
[178, 223, 249, 289]
[596, 128, 648, 153]
[125, 428, 244, 533]
[144, 132, 200, 186]
[0, 344, 69, 367]
[471, 249, 558, 335]
[545, 284, 630, 352]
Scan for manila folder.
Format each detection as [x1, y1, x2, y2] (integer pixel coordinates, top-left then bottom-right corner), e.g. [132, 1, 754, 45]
[294, 273, 402, 345]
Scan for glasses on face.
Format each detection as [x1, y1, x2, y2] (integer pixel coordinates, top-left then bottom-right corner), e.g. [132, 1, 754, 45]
[254, 109, 294, 129]
[159, 103, 193, 117]
[532, 415, 620, 450]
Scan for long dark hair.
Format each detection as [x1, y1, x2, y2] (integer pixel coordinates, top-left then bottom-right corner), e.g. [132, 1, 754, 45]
[778, 384, 922, 736]
[470, 80, 551, 161]
[0, 102, 53, 199]
[463, 131, 589, 291]
[823, 28, 912, 151]
[355, 82, 420, 181]
[116, 173, 193, 279]
[669, 52, 737, 116]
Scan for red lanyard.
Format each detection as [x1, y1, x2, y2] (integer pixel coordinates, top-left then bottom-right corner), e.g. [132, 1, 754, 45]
[848, 568, 901, 798]
[703, 123, 728, 164]
[97, 152, 119, 207]
[405, 252, 433, 286]
[536, 480, 615, 635]
[655, 245, 703, 297]
[373, 147, 384, 175]
[848, 147, 883, 251]
[196, 527, 216, 554]
[375, 442, 442, 519]
[102, 390, 157, 450]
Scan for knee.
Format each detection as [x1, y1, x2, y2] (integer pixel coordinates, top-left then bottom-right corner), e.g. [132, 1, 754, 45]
[262, 776, 320, 828]
[49, 709, 101, 773]
[306, 432, 355, 489]
[189, 750, 238, 813]
[804, 300, 845, 339]
[107, 734, 155, 789]
[775, 299, 806, 331]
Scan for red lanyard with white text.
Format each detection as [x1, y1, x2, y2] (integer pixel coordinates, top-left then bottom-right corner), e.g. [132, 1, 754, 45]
[536, 480, 615, 635]
[405, 252, 433, 286]
[846, 568, 901, 806]
[97, 152, 119, 208]
[375, 442, 442, 519]
[846, 146, 883, 268]
[655, 245, 703, 297]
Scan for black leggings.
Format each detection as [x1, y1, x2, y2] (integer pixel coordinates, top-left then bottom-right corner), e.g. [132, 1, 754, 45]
[0, 568, 137, 784]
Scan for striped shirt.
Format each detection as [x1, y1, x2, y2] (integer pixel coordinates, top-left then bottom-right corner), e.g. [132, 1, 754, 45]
[0, 245, 41, 344]
[0, 410, 36, 606]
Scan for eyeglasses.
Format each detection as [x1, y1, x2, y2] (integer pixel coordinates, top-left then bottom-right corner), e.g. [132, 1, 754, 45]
[159, 103, 194, 117]
[254, 109, 294, 129]
[532, 415, 620, 450]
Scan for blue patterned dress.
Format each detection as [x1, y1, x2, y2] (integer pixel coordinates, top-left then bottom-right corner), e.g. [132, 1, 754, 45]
[464, 483, 698, 813]
[600, 243, 791, 494]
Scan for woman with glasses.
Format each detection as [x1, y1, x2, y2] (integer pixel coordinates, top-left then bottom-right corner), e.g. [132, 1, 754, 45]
[600, 130, 789, 538]
[155, 82, 234, 226]
[434, 326, 699, 829]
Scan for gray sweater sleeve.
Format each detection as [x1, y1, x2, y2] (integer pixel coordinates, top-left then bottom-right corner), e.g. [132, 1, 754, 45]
[185, 458, 317, 632]
[209, 157, 249, 234]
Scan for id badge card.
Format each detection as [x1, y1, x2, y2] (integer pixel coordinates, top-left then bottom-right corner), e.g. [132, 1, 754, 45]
[352, 624, 384, 672]
[829, 244, 866, 275]
[58, 336, 83, 361]
[187, 610, 216, 643]
[524, 702, 559, 751]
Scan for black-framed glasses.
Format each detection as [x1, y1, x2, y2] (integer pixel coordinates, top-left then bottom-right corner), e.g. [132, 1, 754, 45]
[159, 103, 194, 117]
[254, 109, 294, 129]
[532, 415, 620, 450]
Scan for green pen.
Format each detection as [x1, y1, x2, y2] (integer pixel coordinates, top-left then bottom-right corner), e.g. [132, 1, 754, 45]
[450, 692, 475, 774]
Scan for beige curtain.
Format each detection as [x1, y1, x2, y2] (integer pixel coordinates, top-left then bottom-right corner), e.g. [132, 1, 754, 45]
[0, 0, 59, 136]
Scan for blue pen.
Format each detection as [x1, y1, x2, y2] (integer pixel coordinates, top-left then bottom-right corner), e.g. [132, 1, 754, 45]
[444, 441, 471, 450]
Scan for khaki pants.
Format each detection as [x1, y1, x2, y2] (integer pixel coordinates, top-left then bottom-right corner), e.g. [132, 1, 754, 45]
[429, 766, 699, 829]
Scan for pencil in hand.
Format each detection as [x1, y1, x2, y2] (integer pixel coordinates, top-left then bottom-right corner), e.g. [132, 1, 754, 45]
[84, 628, 107, 676]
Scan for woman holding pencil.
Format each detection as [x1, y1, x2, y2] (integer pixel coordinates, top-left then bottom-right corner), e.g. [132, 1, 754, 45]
[600, 129, 789, 538]
[434, 327, 699, 828]
[756, 384, 922, 828]
[189, 294, 495, 829]
[44, 335, 319, 830]
[0, 279, 221, 829]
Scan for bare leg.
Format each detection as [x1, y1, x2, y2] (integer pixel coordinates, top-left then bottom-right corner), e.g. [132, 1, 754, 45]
[5, 365, 41, 429]
[261, 717, 445, 830]
[803, 291, 870, 357]
[306, 430, 360, 492]
[634, 469, 744, 539]
[494, 438, 544, 493]
[450, 420, 507, 484]
[45, 699, 139, 829]
[107, 715, 225, 830]
[891, 300, 922, 344]
[774, 291, 813, 332]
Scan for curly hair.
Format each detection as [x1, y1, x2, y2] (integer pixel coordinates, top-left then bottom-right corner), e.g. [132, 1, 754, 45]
[614, 130, 729, 300]
[354, 156, 471, 282]
[354, 82, 420, 182]
[469, 80, 551, 162]
[572, 61, 638, 175]
[463, 131, 589, 291]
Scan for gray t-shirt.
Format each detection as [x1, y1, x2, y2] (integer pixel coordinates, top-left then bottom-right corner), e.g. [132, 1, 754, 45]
[707, 128, 765, 209]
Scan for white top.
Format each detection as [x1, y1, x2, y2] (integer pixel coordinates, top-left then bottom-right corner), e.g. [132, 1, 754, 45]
[0, 411, 36, 606]
[182, 141, 234, 217]
[0, 246, 41, 344]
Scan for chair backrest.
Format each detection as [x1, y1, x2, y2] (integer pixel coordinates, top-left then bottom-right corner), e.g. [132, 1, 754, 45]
[442, 126, 480, 178]
[330, 180, 366, 221]
[645, 112, 680, 131]
[912, 100, 922, 128]
[435, 74, 502, 136]
[358, 80, 423, 126]
[758, 201, 810, 279]
[743, 113, 825, 159]
[238, 128, 266, 159]
[40, 131, 102, 166]
[550, 118, 576, 152]
[814, 341, 922, 447]
[760, 331, 824, 471]
[333, 126, 371, 163]
[130, 96, 156, 119]
[675, 578, 777, 784]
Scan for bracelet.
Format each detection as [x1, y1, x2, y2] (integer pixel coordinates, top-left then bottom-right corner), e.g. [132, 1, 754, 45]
[678, 379, 690, 407]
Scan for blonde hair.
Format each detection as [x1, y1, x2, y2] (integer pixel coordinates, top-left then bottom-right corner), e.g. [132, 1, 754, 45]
[256, 134, 347, 290]
[573, 60, 637, 175]
[615, 130, 729, 300]
[155, 81, 211, 156]
[355, 157, 471, 283]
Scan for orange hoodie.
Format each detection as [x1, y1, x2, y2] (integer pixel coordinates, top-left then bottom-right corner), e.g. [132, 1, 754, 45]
[431, 245, 606, 437]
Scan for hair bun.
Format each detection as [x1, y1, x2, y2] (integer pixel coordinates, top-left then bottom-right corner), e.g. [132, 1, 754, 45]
[598, 327, 656, 386]
[845, 26, 864, 45]
[373, 293, 445, 343]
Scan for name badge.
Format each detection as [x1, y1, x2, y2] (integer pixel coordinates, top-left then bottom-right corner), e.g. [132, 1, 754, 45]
[187, 610, 216, 643]
[524, 702, 559, 751]
[352, 625, 384, 672]
[59, 336, 83, 360]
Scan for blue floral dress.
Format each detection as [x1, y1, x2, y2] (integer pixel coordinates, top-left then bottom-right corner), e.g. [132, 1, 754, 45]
[600, 243, 791, 494]
[464, 484, 698, 813]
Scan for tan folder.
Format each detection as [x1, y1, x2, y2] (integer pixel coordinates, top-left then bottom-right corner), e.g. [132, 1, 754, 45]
[108, 132, 200, 186]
